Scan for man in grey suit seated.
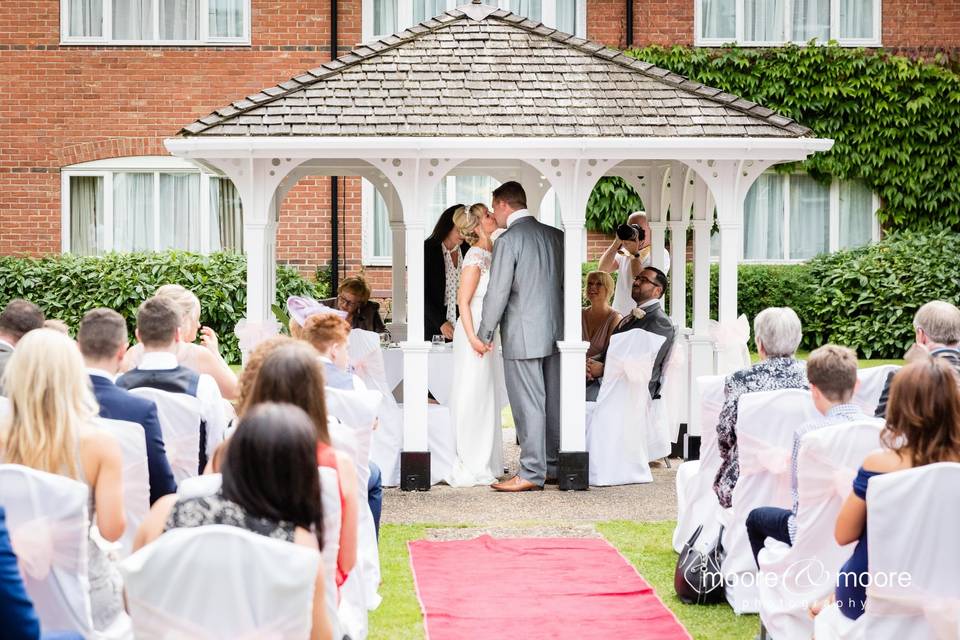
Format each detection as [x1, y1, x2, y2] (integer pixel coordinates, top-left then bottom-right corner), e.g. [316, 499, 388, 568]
[0, 299, 45, 394]
[585, 266, 675, 402]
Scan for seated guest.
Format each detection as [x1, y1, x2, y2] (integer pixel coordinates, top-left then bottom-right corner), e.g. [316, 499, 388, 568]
[582, 270, 622, 361]
[424, 204, 470, 342]
[0, 298, 45, 392]
[875, 300, 960, 417]
[0, 329, 125, 632]
[746, 345, 866, 564]
[43, 319, 70, 335]
[585, 267, 675, 402]
[123, 284, 239, 400]
[78, 308, 177, 504]
[324, 277, 386, 334]
[713, 307, 808, 509]
[117, 296, 228, 474]
[134, 402, 332, 640]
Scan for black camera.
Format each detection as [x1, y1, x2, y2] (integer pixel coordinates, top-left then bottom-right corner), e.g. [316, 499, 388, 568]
[616, 223, 645, 243]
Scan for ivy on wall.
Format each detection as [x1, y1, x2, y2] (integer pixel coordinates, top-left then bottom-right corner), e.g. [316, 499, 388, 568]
[585, 44, 960, 233]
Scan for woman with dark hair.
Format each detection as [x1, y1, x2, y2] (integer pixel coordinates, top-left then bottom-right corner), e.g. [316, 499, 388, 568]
[424, 204, 471, 341]
[134, 402, 332, 640]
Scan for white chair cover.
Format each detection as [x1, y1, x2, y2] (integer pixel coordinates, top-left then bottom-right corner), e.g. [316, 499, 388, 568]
[585, 329, 665, 486]
[0, 464, 94, 636]
[757, 419, 883, 640]
[722, 388, 819, 614]
[709, 314, 751, 376]
[127, 387, 201, 484]
[672, 375, 727, 553]
[95, 418, 150, 558]
[852, 364, 900, 415]
[659, 334, 688, 445]
[121, 525, 320, 640]
[319, 466, 343, 640]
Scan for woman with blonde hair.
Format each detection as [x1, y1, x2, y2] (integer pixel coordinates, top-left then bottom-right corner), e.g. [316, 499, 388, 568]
[0, 329, 125, 631]
[123, 284, 240, 399]
[582, 270, 621, 360]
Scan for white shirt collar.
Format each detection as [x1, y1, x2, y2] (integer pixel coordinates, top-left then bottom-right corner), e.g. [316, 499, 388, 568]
[317, 355, 334, 365]
[506, 208, 534, 228]
[86, 367, 116, 382]
[639, 298, 661, 310]
[0, 337, 14, 351]
[138, 351, 179, 371]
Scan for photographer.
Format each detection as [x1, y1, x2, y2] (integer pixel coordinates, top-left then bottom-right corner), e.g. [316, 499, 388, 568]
[597, 212, 669, 318]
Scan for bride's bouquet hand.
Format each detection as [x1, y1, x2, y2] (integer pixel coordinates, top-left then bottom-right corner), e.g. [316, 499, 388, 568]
[469, 336, 487, 357]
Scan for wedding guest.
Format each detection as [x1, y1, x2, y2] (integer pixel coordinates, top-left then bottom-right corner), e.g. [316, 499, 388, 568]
[875, 300, 960, 417]
[582, 270, 622, 361]
[117, 296, 228, 474]
[134, 402, 332, 640]
[78, 308, 177, 504]
[713, 307, 808, 508]
[0, 329, 125, 632]
[746, 345, 866, 564]
[0, 298, 45, 392]
[123, 284, 239, 400]
[597, 212, 670, 318]
[324, 277, 386, 334]
[424, 204, 470, 341]
[585, 267, 674, 402]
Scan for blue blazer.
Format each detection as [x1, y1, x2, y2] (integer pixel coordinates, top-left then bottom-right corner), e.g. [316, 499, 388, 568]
[0, 506, 40, 640]
[90, 374, 178, 504]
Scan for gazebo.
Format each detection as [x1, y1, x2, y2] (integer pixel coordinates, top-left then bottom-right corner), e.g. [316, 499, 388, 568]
[166, 1, 832, 488]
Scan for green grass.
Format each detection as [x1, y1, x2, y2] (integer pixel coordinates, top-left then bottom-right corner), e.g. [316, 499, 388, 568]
[369, 521, 757, 640]
[751, 350, 904, 368]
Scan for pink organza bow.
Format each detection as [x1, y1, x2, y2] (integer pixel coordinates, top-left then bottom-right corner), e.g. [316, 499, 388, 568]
[234, 319, 281, 354]
[738, 432, 792, 477]
[10, 517, 55, 580]
[867, 584, 960, 640]
[709, 314, 752, 374]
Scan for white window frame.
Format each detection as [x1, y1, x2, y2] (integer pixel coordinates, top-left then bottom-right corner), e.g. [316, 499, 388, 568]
[61, 156, 229, 254]
[694, 0, 881, 48]
[361, 178, 394, 267]
[361, 0, 587, 43]
[60, 0, 251, 46]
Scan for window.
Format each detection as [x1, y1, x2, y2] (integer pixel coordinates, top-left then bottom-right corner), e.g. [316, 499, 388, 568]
[362, 0, 586, 42]
[696, 0, 880, 46]
[62, 157, 243, 255]
[61, 0, 249, 45]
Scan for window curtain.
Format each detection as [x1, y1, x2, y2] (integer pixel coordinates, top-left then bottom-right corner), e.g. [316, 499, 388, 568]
[509, 0, 542, 22]
[744, 0, 784, 42]
[209, 0, 244, 37]
[114, 0, 154, 39]
[68, 0, 103, 37]
[792, 0, 829, 41]
[372, 189, 391, 258]
[555, 0, 577, 33]
[113, 173, 155, 251]
[789, 174, 829, 260]
[454, 175, 499, 209]
[413, 0, 447, 23]
[373, 0, 398, 36]
[700, 0, 735, 40]
[159, 173, 201, 251]
[210, 178, 243, 252]
[160, 0, 198, 40]
[840, 0, 873, 39]
[839, 180, 873, 248]
[743, 173, 784, 260]
[70, 176, 104, 255]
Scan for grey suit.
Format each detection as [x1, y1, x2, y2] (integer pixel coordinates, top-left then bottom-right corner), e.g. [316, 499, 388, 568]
[0, 342, 12, 395]
[478, 214, 564, 485]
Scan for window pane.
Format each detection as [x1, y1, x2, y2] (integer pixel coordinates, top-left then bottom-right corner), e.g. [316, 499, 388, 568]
[70, 176, 104, 255]
[373, 0, 398, 36]
[114, 0, 154, 40]
[792, 0, 829, 41]
[701, 0, 735, 40]
[454, 175, 499, 209]
[744, 0, 785, 42]
[509, 0, 542, 22]
[372, 189, 391, 258]
[210, 177, 243, 252]
[555, 0, 577, 33]
[840, 0, 874, 39]
[160, 0, 198, 40]
[113, 173, 155, 251]
[68, 0, 103, 37]
[413, 0, 447, 23]
[159, 173, 201, 251]
[789, 175, 829, 259]
[743, 174, 784, 260]
[209, 0, 244, 38]
[839, 180, 874, 249]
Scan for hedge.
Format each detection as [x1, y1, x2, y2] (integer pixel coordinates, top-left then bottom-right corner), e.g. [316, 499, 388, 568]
[0, 252, 328, 365]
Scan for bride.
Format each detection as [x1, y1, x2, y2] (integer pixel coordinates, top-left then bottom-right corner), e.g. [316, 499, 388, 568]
[445, 203, 505, 487]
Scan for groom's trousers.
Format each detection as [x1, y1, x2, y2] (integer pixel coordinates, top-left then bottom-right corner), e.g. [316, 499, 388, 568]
[503, 352, 561, 486]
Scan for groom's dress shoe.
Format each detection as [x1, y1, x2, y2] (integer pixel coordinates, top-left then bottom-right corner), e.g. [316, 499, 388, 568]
[491, 476, 543, 492]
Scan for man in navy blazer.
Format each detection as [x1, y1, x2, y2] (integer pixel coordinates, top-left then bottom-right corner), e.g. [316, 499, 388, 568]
[78, 308, 177, 503]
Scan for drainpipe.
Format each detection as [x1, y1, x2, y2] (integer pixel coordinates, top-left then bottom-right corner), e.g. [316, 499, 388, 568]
[625, 0, 633, 48]
[330, 0, 340, 294]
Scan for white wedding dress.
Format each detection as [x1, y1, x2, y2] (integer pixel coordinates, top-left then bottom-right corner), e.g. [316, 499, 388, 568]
[445, 246, 505, 487]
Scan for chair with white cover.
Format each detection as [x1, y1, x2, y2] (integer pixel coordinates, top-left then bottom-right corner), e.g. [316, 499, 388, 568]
[176, 473, 224, 499]
[657, 333, 688, 449]
[95, 418, 150, 558]
[121, 525, 321, 639]
[672, 375, 727, 553]
[127, 387, 201, 483]
[585, 329, 665, 486]
[757, 419, 883, 640]
[852, 364, 900, 415]
[722, 388, 819, 614]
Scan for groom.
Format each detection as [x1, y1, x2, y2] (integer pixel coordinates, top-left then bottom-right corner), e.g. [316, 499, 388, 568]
[478, 181, 564, 492]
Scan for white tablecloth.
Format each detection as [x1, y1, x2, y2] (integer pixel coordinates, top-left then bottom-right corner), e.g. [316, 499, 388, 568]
[381, 346, 508, 409]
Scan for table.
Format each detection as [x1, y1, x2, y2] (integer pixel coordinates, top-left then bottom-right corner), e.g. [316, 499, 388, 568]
[381, 345, 508, 409]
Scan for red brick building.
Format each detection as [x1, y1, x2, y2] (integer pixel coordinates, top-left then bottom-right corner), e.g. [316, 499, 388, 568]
[2, 0, 958, 298]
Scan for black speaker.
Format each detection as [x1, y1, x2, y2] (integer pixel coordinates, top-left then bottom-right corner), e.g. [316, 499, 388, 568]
[400, 451, 431, 491]
[558, 451, 589, 491]
[684, 435, 702, 461]
[671, 423, 688, 460]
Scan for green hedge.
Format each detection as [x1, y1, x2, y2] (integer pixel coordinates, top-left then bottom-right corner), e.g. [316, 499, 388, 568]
[0, 252, 327, 365]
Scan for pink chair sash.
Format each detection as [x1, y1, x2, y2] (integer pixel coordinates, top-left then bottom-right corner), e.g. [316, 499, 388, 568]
[234, 319, 281, 355]
[709, 314, 751, 375]
[10, 515, 86, 580]
[867, 584, 960, 640]
[127, 595, 291, 640]
[738, 431, 792, 478]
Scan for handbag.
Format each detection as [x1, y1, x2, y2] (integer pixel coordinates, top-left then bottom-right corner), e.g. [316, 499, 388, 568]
[674, 524, 726, 605]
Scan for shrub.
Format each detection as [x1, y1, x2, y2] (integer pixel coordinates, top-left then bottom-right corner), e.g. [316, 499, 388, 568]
[0, 252, 327, 364]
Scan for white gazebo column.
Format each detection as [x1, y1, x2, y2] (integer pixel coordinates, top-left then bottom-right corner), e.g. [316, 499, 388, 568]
[668, 162, 691, 327]
[387, 220, 407, 340]
[686, 177, 715, 443]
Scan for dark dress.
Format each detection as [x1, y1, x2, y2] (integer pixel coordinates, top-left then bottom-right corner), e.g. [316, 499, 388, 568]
[834, 466, 884, 620]
[423, 236, 470, 341]
[164, 491, 297, 543]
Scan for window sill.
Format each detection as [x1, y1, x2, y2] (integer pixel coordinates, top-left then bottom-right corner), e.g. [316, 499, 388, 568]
[59, 39, 251, 47]
[362, 257, 394, 268]
[694, 38, 882, 48]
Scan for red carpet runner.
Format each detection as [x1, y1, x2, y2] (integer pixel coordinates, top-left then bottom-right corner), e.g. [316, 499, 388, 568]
[408, 535, 691, 640]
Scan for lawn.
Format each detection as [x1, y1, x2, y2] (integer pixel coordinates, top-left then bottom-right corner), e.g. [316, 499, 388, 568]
[369, 521, 758, 640]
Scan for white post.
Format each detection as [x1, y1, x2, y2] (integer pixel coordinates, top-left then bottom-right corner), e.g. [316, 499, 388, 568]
[668, 162, 690, 328]
[716, 221, 740, 324]
[387, 219, 407, 341]
[687, 177, 715, 437]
